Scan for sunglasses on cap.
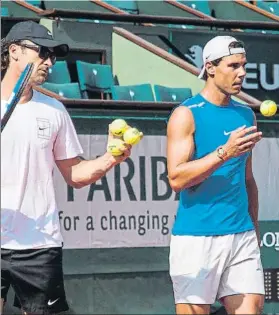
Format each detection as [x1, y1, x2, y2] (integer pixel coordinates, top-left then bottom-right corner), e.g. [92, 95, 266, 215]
[19, 43, 57, 64]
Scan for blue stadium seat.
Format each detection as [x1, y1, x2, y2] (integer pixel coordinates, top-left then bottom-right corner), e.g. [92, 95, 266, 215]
[179, 1, 211, 15]
[104, 0, 138, 14]
[111, 84, 155, 101]
[245, 28, 279, 35]
[42, 82, 82, 99]
[47, 61, 71, 84]
[169, 24, 195, 29]
[257, 1, 279, 15]
[1, 7, 9, 16]
[78, 19, 115, 24]
[154, 85, 192, 102]
[209, 1, 276, 21]
[76, 61, 114, 98]
[26, 0, 41, 7]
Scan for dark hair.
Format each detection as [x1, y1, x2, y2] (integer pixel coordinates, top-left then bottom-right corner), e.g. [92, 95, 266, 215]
[1, 38, 11, 73]
[203, 58, 222, 80]
[203, 40, 245, 80]
[1, 39, 27, 78]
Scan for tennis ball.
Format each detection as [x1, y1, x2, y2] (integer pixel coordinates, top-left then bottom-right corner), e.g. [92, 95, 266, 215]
[109, 119, 128, 136]
[260, 100, 277, 117]
[107, 139, 126, 156]
[123, 128, 143, 145]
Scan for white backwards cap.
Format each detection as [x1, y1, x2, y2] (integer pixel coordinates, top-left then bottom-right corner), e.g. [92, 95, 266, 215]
[198, 36, 246, 79]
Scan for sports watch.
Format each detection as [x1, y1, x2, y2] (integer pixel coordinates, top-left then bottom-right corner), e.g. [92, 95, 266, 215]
[216, 146, 228, 161]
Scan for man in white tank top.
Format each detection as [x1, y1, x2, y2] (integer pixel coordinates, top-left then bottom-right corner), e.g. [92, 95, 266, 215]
[1, 21, 131, 315]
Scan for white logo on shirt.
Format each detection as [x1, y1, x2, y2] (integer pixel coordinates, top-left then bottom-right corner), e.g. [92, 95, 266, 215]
[47, 298, 59, 306]
[224, 130, 234, 136]
[37, 118, 51, 139]
[188, 102, 205, 109]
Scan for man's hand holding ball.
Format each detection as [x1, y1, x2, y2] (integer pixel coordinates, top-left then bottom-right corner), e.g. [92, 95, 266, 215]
[106, 119, 144, 163]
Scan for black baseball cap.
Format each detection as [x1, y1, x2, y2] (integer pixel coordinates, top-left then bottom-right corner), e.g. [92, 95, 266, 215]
[5, 21, 69, 57]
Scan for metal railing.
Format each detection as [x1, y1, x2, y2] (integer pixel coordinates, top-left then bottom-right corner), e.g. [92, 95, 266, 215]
[40, 9, 279, 30]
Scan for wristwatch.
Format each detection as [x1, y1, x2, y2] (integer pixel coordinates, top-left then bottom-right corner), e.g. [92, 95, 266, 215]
[216, 146, 228, 161]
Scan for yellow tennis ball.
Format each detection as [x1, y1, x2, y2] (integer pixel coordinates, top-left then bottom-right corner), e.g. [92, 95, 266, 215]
[109, 119, 128, 136]
[260, 100, 277, 117]
[107, 139, 126, 156]
[123, 128, 143, 145]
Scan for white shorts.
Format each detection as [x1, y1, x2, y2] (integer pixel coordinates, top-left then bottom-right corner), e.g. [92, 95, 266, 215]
[169, 230, 265, 304]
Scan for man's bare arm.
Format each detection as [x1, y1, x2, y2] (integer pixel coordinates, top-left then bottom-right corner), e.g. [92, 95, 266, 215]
[167, 106, 225, 192]
[56, 151, 130, 189]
